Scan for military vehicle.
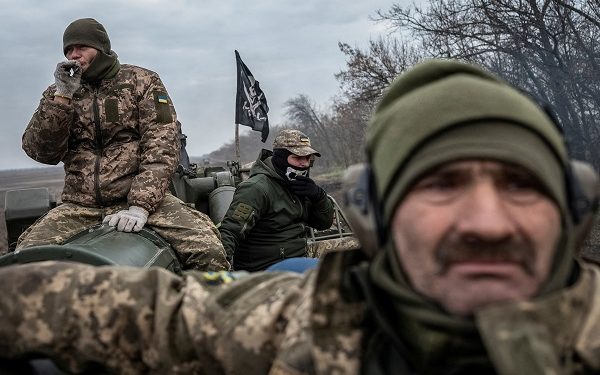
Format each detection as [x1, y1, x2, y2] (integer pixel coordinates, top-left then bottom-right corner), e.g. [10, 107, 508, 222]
[0, 133, 357, 374]
[1, 138, 356, 272]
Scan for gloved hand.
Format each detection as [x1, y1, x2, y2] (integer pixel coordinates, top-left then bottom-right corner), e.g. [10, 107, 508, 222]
[53, 60, 82, 98]
[103, 206, 149, 233]
[289, 175, 326, 201]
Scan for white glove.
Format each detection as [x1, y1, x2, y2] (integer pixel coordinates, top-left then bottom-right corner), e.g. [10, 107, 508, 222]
[103, 206, 149, 233]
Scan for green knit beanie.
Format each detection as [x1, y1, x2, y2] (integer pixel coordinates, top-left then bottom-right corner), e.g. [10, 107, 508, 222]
[63, 18, 111, 55]
[366, 59, 569, 222]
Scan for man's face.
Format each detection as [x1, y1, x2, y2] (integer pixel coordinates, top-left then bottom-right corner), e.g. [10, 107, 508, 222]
[65, 44, 98, 73]
[391, 160, 561, 316]
[287, 154, 313, 169]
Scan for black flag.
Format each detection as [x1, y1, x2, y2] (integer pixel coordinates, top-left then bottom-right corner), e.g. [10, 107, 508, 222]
[235, 50, 269, 142]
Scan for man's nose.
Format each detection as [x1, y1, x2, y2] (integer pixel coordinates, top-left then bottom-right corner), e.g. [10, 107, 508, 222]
[68, 48, 81, 60]
[455, 181, 516, 241]
[296, 157, 309, 167]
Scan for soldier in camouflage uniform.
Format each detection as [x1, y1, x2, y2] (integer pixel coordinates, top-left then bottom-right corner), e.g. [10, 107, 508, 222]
[219, 129, 334, 271]
[1, 60, 600, 374]
[17, 18, 229, 271]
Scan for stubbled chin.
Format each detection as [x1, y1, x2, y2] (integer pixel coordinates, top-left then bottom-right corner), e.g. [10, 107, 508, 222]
[434, 265, 540, 315]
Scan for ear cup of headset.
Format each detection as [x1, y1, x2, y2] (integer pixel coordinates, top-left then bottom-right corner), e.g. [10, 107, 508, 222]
[571, 160, 600, 212]
[537, 100, 595, 224]
[570, 160, 600, 253]
[566, 161, 597, 225]
[342, 163, 385, 257]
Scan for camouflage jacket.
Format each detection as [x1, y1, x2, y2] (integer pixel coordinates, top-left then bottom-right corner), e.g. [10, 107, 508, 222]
[23, 64, 179, 213]
[219, 151, 334, 271]
[2, 251, 600, 374]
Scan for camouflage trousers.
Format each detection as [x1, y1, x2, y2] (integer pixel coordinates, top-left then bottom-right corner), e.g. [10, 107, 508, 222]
[16, 193, 230, 271]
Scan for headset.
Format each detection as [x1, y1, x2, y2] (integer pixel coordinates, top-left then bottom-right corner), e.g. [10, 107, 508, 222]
[342, 104, 599, 258]
[537, 102, 597, 226]
[342, 163, 385, 258]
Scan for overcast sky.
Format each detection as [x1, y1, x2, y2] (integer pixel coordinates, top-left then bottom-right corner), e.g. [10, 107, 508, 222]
[0, 0, 410, 170]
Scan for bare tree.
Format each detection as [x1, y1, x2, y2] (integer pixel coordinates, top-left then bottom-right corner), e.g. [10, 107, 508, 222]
[330, 96, 374, 165]
[336, 37, 423, 103]
[322, 36, 427, 166]
[375, 0, 600, 165]
[284, 95, 344, 167]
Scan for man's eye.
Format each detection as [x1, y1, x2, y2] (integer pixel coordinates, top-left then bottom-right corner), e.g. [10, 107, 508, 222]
[416, 171, 464, 190]
[409, 175, 464, 204]
[412, 174, 465, 200]
[503, 172, 538, 190]
[500, 174, 545, 203]
[506, 179, 534, 191]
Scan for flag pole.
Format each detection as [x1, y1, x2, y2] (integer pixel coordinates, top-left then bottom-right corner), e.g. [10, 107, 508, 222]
[235, 123, 241, 167]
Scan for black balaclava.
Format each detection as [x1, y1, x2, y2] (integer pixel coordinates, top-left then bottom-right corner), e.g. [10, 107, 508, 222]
[272, 148, 310, 181]
[270, 129, 319, 181]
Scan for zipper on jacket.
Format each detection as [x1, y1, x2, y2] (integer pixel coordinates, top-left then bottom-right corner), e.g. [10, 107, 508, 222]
[298, 195, 304, 218]
[295, 192, 306, 236]
[287, 187, 307, 243]
[92, 87, 105, 206]
[287, 187, 304, 218]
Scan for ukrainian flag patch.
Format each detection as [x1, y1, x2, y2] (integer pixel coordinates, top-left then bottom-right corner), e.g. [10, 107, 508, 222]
[154, 91, 173, 123]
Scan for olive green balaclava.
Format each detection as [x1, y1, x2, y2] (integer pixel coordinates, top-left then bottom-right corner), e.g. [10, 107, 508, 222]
[363, 59, 576, 373]
[63, 18, 120, 82]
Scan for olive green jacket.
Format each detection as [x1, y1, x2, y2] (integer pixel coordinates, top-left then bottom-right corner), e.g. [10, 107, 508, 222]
[219, 151, 334, 271]
[2, 251, 600, 374]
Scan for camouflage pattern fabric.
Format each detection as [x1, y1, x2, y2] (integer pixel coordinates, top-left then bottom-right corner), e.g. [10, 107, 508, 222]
[0, 261, 308, 374]
[16, 202, 102, 248]
[148, 193, 229, 271]
[476, 265, 600, 374]
[306, 236, 360, 258]
[272, 129, 320, 157]
[23, 64, 179, 213]
[16, 193, 229, 271]
[1, 249, 600, 373]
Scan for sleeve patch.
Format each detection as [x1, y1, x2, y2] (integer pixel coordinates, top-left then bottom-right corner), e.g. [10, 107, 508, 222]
[232, 202, 253, 222]
[153, 91, 173, 124]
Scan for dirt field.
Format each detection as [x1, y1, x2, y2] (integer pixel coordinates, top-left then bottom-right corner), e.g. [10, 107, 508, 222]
[0, 167, 64, 253]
